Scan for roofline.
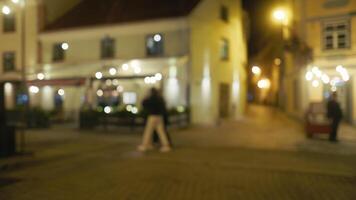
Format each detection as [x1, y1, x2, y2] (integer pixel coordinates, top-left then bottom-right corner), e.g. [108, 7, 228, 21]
[40, 17, 189, 41]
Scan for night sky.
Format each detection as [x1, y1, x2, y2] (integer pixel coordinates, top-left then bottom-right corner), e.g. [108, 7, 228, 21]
[242, 0, 283, 60]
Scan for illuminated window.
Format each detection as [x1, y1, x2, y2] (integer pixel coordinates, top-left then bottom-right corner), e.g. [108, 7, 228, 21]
[146, 34, 164, 56]
[101, 36, 115, 59]
[3, 14, 15, 32]
[3, 52, 15, 72]
[323, 20, 350, 50]
[220, 38, 229, 60]
[123, 92, 137, 104]
[52, 43, 64, 62]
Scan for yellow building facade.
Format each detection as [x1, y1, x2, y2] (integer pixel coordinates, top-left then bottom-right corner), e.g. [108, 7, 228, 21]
[1, 0, 247, 125]
[285, 0, 356, 125]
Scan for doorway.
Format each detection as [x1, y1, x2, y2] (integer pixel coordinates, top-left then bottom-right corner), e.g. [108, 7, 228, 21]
[219, 83, 230, 118]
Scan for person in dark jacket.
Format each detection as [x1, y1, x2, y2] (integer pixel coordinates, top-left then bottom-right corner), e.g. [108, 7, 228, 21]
[327, 92, 343, 142]
[138, 88, 171, 152]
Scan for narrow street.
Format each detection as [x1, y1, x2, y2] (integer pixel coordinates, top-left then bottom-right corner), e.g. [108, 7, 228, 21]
[1, 105, 356, 200]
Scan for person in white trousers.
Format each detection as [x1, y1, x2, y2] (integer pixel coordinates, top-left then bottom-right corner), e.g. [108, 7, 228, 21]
[138, 88, 171, 152]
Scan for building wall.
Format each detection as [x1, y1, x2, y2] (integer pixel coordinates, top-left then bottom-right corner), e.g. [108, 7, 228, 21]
[0, 0, 40, 81]
[42, 20, 189, 64]
[297, 0, 356, 124]
[189, 0, 247, 124]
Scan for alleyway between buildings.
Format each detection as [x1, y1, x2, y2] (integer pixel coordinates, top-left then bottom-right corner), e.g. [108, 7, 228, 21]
[1, 105, 356, 200]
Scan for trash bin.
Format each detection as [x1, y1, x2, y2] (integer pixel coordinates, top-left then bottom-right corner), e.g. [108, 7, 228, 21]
[0, 125, 16, 157]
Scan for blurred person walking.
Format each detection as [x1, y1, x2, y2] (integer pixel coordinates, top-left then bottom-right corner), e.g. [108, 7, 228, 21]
[327, 92, 343, 142]
[138, 88, 172, 152]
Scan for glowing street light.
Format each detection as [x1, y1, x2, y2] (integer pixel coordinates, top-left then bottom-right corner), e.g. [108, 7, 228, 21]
[95, 72, 103, 79]
[2, 6, 11, 15]
[29, 86, 39, 94]
[11, 0, 20, 4]
[273, 8, 287, 23]
[37, 73, 45, 80]
[257, 79, 271, 89]
[252, 66, 262, 76]
[153, 34, 162, 42]
[305, 71, 313, 81]
[61, 43, 69, 50]
[109, 67, 117, 76]
[58, 89, 65, 96]
[312, 80, 320, 88]
[122, 63, 129, 71]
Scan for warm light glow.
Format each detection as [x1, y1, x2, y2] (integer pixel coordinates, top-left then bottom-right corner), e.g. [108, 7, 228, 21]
[331, 86, 337, 92]
[95, 72, 103, 79]
[305, 71, 313, 81]
[2, 6, 11, 15]
[131, 107, 138, 114]
[96, 89, 104, 97]
[12, 0, 20, 3]
[116, 86, 124, 92]
[105, 79, 112, 86]
[29, 86, 39, 94]
[112, 79, 119, 86]
[37, 73, 45, 80]
[153, 34, 162, 42]
[336, 65, 343, 73]
[274, 58, 282, 66]
[134, 67, 141, 74]
[61, 43, 69, 50]
[122, 64, 129, 71]
[252, 66, 262, 75]
[109, 68, 117, 76]
[177, 106, 185, 113]
[312, 66, 322, 78]
[155, 73, 163, 81]
[58, 89, 65, 96]
[321, 74, 330, 84]
[104, 106, 111, 114]
[126, 105, 133, 112]
[312, 80, 320, 88]
[257, 79, 271, 89]
[336, 65, 350, 82]
[273, 9, 287, 22]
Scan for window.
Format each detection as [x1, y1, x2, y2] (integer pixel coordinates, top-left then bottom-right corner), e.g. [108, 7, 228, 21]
[123, 92, 137, 104]
[3, 14, 15, 32]
[3, 52, 15, 72]
[220, 5, 229, 22]
[52, 43, 64, 62]
[220, 38, 229, 60]
[101, 36, 115, 59]
[146, 34, 164, 56]
[323, 20, 350, 50]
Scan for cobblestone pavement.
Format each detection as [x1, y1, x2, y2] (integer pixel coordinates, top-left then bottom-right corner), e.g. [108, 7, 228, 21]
[0, 105, 356, 200]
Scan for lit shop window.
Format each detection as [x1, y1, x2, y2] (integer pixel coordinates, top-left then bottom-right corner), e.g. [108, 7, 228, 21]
[146, 34, 164, 56]
[123, 92, 137, 105]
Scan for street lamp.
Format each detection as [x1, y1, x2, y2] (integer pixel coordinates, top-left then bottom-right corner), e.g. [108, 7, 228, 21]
[252, 66, 262, 76]
[272, 8, 288, 25]
[272, 7, 289, 110]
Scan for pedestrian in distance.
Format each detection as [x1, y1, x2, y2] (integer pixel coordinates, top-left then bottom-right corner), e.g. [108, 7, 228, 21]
[327, 92, 343, 142]
[138, 88, 172, 152]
